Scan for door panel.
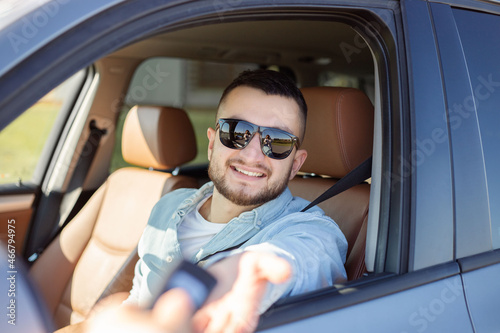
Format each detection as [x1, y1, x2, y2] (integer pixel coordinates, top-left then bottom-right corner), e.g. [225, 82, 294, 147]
[449, 5, 500, 251]
[427, 4, 500, 332]
[401, 0, 455, 271]
[0, 70, 87, 257]
[461, 258, 500, 332]
[0, 194, 35, 253]
[261, 275, 473, 333]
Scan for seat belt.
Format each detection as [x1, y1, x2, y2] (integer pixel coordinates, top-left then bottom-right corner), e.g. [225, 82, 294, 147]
[58, 119, 107, 227]
[301, 156, 372, 212]
[197, 156, 372, 264]
[28, 120, 107, 263]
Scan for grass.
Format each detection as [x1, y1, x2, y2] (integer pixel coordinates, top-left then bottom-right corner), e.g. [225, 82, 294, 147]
[0, 103, 216, 185]
[0, 103, 60, 184]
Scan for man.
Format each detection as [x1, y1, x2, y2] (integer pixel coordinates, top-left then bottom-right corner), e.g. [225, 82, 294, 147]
[125, 69, 348, 332]
[87, 253, 292, 333]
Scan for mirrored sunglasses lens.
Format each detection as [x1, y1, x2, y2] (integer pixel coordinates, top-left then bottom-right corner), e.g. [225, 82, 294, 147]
[219, 120, 255, 149]
[262, 129, 294, 159]
[219, 121, 233, 148]
[232, 121, 255, 148]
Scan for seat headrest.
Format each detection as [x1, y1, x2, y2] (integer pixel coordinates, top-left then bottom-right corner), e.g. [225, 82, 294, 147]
[300, 87, 374, 179]
[122, 105, 197, 169]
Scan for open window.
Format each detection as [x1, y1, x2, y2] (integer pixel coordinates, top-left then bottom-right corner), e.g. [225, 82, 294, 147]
[0, 1, 409, 330]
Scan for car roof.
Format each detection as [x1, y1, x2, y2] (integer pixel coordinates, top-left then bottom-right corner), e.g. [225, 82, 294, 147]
[109, 19, 373, 76]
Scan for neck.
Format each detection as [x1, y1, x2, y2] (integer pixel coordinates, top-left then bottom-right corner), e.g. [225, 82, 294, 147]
[199, 188, 259, 224]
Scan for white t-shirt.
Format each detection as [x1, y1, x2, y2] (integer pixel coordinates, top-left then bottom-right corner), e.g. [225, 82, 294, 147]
[177, 196, 226, 259]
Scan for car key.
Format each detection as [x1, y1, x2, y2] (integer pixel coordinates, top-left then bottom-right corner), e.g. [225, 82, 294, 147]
[148, 260, 217, 311]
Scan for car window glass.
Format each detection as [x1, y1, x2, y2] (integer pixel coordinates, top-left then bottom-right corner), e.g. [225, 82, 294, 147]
[0, 71, 86, 185]
[318, 71, 375, 104]
[453, 8, 500, 249]
[110, 58, 258, 171]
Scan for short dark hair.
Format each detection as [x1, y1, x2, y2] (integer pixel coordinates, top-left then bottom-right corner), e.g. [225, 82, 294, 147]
[218, 69, 307, 140]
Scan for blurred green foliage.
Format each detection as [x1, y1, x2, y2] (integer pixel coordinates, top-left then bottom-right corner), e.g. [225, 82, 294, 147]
[0, 103, 216, 185]
[0, 103, 59, 184]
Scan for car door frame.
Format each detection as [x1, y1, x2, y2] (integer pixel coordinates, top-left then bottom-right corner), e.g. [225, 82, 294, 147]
[0, 0, 486, 332]
[428, 1, 500, 331]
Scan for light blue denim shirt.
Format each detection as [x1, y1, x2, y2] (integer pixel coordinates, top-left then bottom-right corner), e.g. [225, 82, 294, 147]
[125, 182, 348, 312]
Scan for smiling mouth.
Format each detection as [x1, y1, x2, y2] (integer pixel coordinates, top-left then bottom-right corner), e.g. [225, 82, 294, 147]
[233, 166, 265, 178]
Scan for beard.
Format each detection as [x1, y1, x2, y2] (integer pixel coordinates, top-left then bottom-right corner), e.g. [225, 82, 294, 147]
[208, 157, 290, 207]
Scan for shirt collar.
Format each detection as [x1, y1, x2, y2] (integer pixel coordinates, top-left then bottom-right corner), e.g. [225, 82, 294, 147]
[180, 182, 294, 228]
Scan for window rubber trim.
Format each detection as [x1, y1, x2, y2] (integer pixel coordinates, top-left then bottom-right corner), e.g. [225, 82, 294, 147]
[258, 262, 460, 330]
[458, 248, 500, 273]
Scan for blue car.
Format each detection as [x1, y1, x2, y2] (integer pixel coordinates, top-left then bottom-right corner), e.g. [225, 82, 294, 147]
[1, 0, 499, 332]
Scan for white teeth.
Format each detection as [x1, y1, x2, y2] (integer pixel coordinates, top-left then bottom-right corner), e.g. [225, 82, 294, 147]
[234, 167, 263, 177]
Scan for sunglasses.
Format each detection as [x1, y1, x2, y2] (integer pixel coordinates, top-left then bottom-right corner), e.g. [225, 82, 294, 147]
[215, 118, 300, 160]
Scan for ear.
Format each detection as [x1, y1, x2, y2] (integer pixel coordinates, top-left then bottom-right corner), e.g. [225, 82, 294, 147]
[207, 127, 216, 161]
[289, 149, 307, 180]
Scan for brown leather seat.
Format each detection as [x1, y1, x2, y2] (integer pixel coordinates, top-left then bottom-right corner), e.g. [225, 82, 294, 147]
[289, 87, 374, 281]
[30, 105, 200, 329]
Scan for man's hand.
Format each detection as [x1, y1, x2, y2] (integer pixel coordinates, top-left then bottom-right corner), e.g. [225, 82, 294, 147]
[85, 289, 194, 333]
[193, 252, 292, 333]
[84, 252, 290, 333]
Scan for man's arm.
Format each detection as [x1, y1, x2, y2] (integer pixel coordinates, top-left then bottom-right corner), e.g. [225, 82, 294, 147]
[193, 252, 291, 333]
[85, 289, 194, 333]
[194, 216, 348, 333]
[81, 252, 290, 333]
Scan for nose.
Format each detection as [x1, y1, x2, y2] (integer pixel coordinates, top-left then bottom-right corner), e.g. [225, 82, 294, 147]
[239, 132, 265, 161]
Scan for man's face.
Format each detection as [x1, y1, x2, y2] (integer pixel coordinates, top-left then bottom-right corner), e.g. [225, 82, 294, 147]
[207, 86, 307, 207]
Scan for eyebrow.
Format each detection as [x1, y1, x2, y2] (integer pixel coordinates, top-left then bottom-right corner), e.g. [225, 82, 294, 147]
[277, 124, 296, 136]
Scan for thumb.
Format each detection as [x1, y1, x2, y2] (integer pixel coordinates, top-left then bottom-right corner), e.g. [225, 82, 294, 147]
[152, 288, 195, 332]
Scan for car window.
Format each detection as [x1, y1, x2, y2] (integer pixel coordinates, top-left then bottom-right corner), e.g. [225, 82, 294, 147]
[453, 8, 500, 249]
[110, 58, 258, 172]
[0, 70, 86, 185]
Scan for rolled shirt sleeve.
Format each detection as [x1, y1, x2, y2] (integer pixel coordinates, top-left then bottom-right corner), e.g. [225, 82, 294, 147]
[202, 211, 348, 314]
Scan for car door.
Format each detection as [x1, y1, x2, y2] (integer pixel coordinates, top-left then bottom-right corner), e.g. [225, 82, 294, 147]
[428, 2, 500, 331]
[0, 70, 88, 255]
[263, 1, 500, 332]
[0, 0, 136, 260]
[258, 0, 475, 330]
[0, 1, 491, 332]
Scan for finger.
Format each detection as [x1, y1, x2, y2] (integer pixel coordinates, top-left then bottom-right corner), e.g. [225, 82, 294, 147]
[152, 288, 195, 332]
[200, 303, 231, 333]
[235, 252, 291, 291]
[254, 253, 292, 284]
[231, 309, 259, 333]
[191, 303, 216, 333]
[199, 293, 259, 333]
[191, 312, 207, 333]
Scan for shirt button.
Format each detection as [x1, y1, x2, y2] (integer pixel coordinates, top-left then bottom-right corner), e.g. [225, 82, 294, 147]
[166, 256, 173, 263]
[256, 220, 262, 226]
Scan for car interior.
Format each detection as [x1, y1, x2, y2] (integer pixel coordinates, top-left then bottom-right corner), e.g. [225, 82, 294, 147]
[2, 16, 385, 330]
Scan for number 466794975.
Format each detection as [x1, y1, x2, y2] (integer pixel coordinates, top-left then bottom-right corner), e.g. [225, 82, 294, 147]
[7, 219, 15, 268]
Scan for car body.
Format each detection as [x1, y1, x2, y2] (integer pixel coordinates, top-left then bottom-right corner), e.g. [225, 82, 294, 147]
[1, 0, 499, 332]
